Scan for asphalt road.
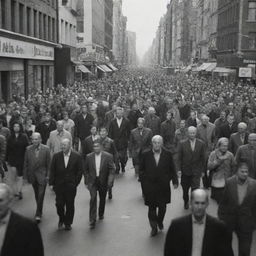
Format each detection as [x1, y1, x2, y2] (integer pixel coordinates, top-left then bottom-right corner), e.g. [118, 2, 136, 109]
[9, 159, 256, 256]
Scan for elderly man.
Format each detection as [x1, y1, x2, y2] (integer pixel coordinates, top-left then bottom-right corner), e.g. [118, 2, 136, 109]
[139, 135, 178, 237]
[129, 117, 153, 176]
[164, 189, 233, 256]
[218, 162, 256, 256]
[229, 122, 248, 155]
[0, 184, 44, 256]
[218, 114, 237, 139]
[23, 133, 51, 223]
[235, 133, 256, 179]
[49, 138, 83, 231]
[47, 120, 72, 156]
[178, 126, 206, 209]
[144, 107, 161, 136]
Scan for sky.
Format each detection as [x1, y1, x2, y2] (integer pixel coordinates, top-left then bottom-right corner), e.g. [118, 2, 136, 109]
[122, 0, 169, 60]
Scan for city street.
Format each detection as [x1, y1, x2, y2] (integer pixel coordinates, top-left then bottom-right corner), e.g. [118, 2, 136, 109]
[10, 159, 256, 256]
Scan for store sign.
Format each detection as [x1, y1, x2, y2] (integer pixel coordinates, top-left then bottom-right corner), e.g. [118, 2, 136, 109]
[243, 59, 256, 64]
[0, 36, 54, 60]
[239, 67, 252, 78]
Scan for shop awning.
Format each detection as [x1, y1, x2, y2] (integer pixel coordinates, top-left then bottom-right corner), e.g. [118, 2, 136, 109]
[198, 63, 215, 71]
[205, 63, 217, 72]
[213, 67, 235, 73]
[101, 65, 113, 72]
[107, 63, 118, 71]
[77, 65, 91, 73]
[181, 65, 192, 73]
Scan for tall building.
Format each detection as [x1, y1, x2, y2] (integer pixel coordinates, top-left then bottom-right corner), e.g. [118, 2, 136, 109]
[0, 0, 58, 102]
[104, 0, 113, 56]
[55, 0, 78, 86]
[216, 0, 256, 74]
[126, 31, 137, 67]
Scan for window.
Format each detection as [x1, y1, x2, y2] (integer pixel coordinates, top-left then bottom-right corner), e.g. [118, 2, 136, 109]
[249, 32, 256, 49]
[27, 7, 31, 36]
[52, 18, 56, 42]
[19, 3, 24, 34]
[11, 0, 15, 31]
[34, 10, 37, 37]
[1, 0, 6, 29]
[48, 16, 51, 41]
[248, 2, 256, 21]
[43, 14, 47, 39]
[39, 12, 42, 39]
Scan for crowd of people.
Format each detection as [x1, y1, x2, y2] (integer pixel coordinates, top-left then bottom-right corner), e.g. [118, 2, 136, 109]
[0, 69, 256, 255]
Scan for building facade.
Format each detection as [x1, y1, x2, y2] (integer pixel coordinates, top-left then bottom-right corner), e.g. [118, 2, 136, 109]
[216, 0, 256, 74]
[55, 0, 78, 86]
[126, 30, 137, 67]
[0, 0, 58, 102]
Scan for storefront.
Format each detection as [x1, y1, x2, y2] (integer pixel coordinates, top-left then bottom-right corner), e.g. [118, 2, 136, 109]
[0, 36, 55, 102]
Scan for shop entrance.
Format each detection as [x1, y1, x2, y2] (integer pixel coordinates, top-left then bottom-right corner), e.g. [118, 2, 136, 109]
[0, 71, 9, 103]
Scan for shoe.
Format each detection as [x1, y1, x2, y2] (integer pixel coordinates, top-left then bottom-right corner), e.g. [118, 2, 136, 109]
[121, 167, 125, 173]
[108, 193, 112, 200]
[58, 221, 64, 229]
[99, 215, 104, 220]
[150, 227, 158, 237]
[65, 225, 72, 231]
[184, 202, 189, 210]
[35, 216, 41, 224]
[90, 221, 96, 229]
[158, 222, 164, 231]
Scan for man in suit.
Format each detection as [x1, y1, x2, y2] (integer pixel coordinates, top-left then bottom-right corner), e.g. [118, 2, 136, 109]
[139, 135, 178, 237]
[74, 104, 94, 150]
[129, 118, 153, 176]
[235, 133, 256, 179]
[47, 120, 72, 156]
[108, 106, 130, 173]
[218, 114, 238, 139]
[49, 138, 83, 230]
[0, 183, 44, 256]
[164, 189, 233, 256]
[218, 162, 256, 256]
[84, 140, 115, 229]
[104, 103, 117, 130]
[178, 126, 206, 209]
[229, 122, 249, 155]
[81, 125, 99, 158]
[23, 133, 51, 223]
[144, 107, 161, 136]
[160, 110, 176, 153]
[127, 103, 144, 130]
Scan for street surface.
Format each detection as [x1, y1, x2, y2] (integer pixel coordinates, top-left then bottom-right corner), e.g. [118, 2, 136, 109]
[10, 159, 256, 256]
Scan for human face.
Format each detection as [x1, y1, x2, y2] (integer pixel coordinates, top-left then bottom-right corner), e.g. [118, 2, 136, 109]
[32, 135, 41, 147]
[238, 125, 246, 134]
[237, 166, 249, 182]
[227, 116, 234, 125]
[219, 142, 228, 153]
[91, 127, 97, 136]
[191, 192, 208, 221]
[180, 120, 186, 129]
[188, 128, 197, 140]
[82, 105, 88, 114]
[116, 108, 123, 119]
[166, 112, 172, 120]
[137, 119, 144, 129]
[152, 139, 162, 152]
[93, 143, 101, 154]
[100, 128, 108, 138]
[0, 188, 11, 219]
[13, 124, 20, 133]
[190, 112, 196, 119]
[57, 122, 64, 132]
[61, 140, 71, 154]
[220, 111, 226, 120]
[248, 135, 256, 148]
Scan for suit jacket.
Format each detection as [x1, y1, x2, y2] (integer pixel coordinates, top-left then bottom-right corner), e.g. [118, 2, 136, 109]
[108, 118, 131, 150]
[74, 113, 94, 140]
[164, 214, 233, 256]
[129, 127, 153, 158]
[104, 110, 115, 129]
[23, 144, 51, 185]
[139, 149, 178, 206]
[49, 150, 83, 189]
[81, 135, 94, 158]
[218, 123, 238, 139]
[84, 151, 116, 189]
[160, 119, 176, 152]
[0, 134, 6, 163]
[218, 176, 256, 232]
[1, 211, 44, 256]
[178, 139, 206, 176]
[35, 120, 56, 145]
[229, 132, 248, 155]
[144, 114, 161, 135]
[235, 144, 256, 179]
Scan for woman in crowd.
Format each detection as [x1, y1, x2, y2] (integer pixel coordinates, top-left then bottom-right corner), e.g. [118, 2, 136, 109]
[6, 122, 29, 199]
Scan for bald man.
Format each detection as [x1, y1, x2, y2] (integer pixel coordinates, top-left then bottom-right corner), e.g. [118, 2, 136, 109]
[178, 126, 206, 209]
[164, 189, 233, 256]
[0, 184, 44, 256]
[229, 122, 248, 155]
[139, 135, 178, 237]
[50, 138, 83, 230]
[235, 133, 256, 179]
[23, 133, 51, 223]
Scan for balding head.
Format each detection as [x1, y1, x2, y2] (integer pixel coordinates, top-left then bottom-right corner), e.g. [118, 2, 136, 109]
[0, 184, 13, 219]
[148, 107, 155, 115]
[238, 122, 247, 133]
[152, 135, 163, 152]
[61, 138, 71, 154]
[188, 126, 197, 140]
[31, 132, 42, 146]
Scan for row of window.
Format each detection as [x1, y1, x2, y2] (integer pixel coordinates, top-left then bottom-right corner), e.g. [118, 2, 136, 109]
[0, 0, 57, 42]
[218, 3, 239, 28]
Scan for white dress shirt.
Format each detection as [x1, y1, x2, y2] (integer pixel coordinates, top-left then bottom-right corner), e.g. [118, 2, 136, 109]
[153, 149, 161, 166]
[95, 153, 102, 177]
[64, 150, 71, 168]
[0, 211, 11, 253]
[192, 215, 206, 256]
[116, 118, 123, 128]
[190, 139, 196, 152]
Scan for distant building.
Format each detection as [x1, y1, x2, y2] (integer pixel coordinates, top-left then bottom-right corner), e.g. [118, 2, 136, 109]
[0, 0, 58, 102]
[127, 31, 137, 67]
[55, 0, 78, 86]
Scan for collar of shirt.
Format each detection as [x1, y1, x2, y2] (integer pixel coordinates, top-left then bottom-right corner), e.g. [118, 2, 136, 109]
[64, 150, 72, 157]
[0, 210, 11, 225]
[153, 149, 162, 155]
[192, 215, 206, 225]
[57, 130, 64, 136]
[34, 144, 41, 151]
[236, 176, 249, 186]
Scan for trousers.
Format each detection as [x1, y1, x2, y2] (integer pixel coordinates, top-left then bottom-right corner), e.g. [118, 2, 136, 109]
[181, 174, 201, 203]
[148, 204, 166, 229]
[32, 181, 46, 217]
